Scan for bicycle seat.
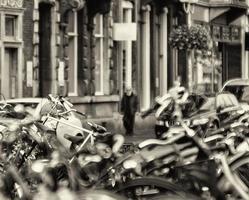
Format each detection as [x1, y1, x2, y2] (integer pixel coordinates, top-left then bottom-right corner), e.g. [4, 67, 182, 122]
[64, 134, 84, 144]
[87, 122, 107, 133]
[34, 122, 55, 134]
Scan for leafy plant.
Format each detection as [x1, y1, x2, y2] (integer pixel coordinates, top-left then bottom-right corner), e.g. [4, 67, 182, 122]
[169, 25, 210, 51]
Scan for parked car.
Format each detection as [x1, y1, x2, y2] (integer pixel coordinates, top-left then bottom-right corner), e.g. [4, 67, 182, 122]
[221, 78, 249, 104]
[0, 98, 48, 118]
[0, 98, 49, 133]
[185, 92, 244, 132]
[155, 92, 245, 138]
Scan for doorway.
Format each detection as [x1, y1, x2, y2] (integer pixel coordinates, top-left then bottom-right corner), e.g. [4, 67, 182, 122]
[2, 48, 18, 99]
[222, 43, 242, 82]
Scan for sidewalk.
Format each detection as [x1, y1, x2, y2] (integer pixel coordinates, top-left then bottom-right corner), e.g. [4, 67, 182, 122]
[81, 112, 156, 143]
[124, 129, 155, 144]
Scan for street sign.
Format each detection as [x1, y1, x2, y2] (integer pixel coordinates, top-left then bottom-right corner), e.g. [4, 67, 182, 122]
[113, 23, 137, 41]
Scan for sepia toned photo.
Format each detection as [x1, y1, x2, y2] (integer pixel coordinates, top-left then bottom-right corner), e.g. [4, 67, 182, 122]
[0, 0, 248, 199]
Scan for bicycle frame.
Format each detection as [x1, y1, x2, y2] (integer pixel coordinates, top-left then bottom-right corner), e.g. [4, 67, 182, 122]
[45, 116, 95, 163]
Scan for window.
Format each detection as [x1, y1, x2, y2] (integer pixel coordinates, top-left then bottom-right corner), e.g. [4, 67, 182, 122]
[94, 14, 104, 95]
[68, 11, 78, 96]
[5, 15, 17, 37]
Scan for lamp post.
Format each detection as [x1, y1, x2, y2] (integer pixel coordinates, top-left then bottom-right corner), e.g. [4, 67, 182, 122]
[180, 0, 198, 93]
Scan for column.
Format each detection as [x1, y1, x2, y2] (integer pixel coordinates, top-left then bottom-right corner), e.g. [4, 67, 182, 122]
[123, 2, 133, 88]
[0, 12, 4, 98]
[51, 5, 58, 95]
[159, 7, 168, 96]
[187, 11, 193, 92]
[244, 13, 249, 78]
[141, 5, 151, 110]
[33, 0, 40, 97]
[172, 17, 178, 81]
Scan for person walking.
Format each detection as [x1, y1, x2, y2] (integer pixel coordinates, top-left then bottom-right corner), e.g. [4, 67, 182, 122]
[121, 86, 139, 135]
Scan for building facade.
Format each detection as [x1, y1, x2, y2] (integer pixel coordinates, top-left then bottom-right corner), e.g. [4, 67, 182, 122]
[1, 0, 120, 118]
[138, 0, 249, 109]
[0, 0, 248, 119]
[191, 0, 249, 94]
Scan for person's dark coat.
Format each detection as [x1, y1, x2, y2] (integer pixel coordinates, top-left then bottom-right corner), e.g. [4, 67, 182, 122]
[121, 93, 138, 116]
[121, 92, 138, 135]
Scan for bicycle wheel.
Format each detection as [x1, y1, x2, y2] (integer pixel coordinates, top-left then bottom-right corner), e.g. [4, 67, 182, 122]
[149, 193, 202, 200]
[218, 156, 249, 195]
[78, 189, 127, 200]
[115, 176, 195, 200]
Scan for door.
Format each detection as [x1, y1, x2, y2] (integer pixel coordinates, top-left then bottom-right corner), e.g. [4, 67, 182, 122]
[222, 43, 241, 82]
[2, 48, 18, 99]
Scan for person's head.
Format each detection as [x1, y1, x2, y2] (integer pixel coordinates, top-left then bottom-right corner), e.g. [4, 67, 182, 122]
[125, 86, 133, 96]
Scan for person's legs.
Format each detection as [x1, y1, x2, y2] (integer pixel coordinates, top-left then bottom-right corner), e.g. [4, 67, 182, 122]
[123, 115, 130, 135]
[123, 115, 134, 135]
[129, 115, 135, 135]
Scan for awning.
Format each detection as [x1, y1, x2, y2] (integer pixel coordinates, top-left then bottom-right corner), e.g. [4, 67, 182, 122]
[198, 0, 248, 23]
[210, 7, 247, 23]
[209, 7, 230, 21]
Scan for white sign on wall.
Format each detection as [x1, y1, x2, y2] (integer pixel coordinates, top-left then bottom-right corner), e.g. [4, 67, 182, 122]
[113, 23, 137, 41]
[58, 61, 65, 86]
[26, 61, 33, 87]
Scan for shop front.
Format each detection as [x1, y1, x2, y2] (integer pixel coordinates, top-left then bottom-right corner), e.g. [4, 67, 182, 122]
[191, 1, 247, 94]
[192, 23, 242, 94]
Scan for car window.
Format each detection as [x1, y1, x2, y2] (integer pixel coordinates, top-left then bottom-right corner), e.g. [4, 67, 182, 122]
[223, 85, 247, 101]
[216, 93, 239, 109]
[182, 94, 208, 114]
[199, 97, 215, 111]
[240, 86, 249, 103]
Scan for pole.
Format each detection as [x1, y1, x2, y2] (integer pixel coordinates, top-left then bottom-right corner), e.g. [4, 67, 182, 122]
[187, 11, 193, 93]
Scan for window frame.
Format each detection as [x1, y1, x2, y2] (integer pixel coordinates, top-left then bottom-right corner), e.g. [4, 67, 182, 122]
[67, 11, 78, 96]
[4, 13, 20, 41]
[94, 13, 104, 96]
